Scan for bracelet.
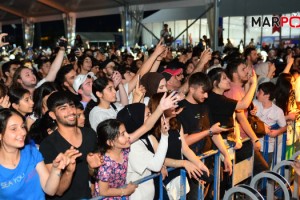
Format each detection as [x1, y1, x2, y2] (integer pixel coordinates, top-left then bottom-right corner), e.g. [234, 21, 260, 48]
[254, 139, 259, 143]
[120, 188, 125, 196]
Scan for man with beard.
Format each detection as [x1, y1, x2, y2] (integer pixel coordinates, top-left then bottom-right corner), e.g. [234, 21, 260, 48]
[224, 58, 268, 175]
[176, 72, 232, 199]
[12, 46, 65, 94]
[244, 47, 258, 70]
[39, 91, 98, 199]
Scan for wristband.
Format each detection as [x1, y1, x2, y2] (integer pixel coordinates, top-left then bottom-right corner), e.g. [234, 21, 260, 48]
[254, 139, 259, 143]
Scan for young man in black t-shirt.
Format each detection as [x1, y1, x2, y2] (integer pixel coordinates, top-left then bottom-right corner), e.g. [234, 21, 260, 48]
[40, 91, 97, 199]
[177, 72, 232, 200]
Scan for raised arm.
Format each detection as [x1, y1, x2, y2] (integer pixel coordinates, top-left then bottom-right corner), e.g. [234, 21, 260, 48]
[129, 92, 179, 143]
[0, 33, 9, 47]
[179, 50, 212, 94]
[127, 40, 167, 94]
[236, 69, 257, 110]
[45, 47, 65, 82]
[282, 54, 294, 74]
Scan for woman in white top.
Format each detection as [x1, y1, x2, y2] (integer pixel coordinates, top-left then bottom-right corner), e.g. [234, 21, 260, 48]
[117, 103, 170, 200]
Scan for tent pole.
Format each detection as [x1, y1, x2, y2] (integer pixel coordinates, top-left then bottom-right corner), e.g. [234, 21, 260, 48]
[213, 0, 220, 50]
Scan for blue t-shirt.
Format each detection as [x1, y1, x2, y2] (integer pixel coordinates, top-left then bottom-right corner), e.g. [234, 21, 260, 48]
[0, 144, 45, 200]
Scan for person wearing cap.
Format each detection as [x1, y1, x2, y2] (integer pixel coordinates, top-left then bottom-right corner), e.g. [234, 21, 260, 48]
[73, 72, 96, 110]
[162, 63, 184, 92]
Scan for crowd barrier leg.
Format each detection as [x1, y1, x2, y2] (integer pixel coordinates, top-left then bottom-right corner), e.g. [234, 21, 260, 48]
[159, 174, 163, 200]
[180, 169, 186, 200]
[263, 135, 269, 164]
[273, 136, 278, 168]
[213, 151, 220, 200]
[197, 158, 205, 200]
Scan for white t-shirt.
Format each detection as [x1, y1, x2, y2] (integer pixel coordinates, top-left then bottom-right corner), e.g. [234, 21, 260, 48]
[89, 103, 123, 131]
[253, 99, 286, 153]
[127, 134, 168, 200]
[35, 78, 46, 89]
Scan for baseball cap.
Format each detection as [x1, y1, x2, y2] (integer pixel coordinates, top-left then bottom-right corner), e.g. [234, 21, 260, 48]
[161, 68, 183, 81]
[73, 72, 96, 93]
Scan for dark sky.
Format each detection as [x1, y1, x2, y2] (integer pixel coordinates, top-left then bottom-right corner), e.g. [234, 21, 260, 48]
[2, 11, 156, 48]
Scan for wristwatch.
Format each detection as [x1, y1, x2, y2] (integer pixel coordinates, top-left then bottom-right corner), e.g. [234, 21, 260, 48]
[209, 129, 213, 137]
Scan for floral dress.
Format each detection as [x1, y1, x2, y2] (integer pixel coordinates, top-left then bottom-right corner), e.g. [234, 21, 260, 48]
[94, 148, 130, 199]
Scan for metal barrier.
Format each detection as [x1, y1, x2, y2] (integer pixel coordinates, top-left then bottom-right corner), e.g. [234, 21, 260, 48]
[90, 138, 254, 200]
[250, 171, 292, 200]
[223, 184, 264, 200]
[90, 148, 221, 200]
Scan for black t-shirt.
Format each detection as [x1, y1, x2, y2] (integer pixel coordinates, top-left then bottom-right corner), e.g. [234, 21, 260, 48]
[39, 127, 97, 200]
[176, 99, 212, 155]
[206, 92, 237, 139]
[164, 129, 182, 185]
[206, 92, 237, 127]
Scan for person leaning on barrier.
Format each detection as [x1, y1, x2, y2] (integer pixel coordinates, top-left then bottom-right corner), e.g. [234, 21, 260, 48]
[176, 72, 232, 200]
[224, 57, 269, 175]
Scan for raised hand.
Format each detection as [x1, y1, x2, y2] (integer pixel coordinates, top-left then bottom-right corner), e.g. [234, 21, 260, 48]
[0, 95, 11, 108]
[112, 71, 122, 88]
[248, 69, 257, 85]
[64, 146, 82, 173]
[132, 78, 146, 103]
[153, 39, 167, 57]
[160, 116, 170, 135]
[159, 92, 179, 111]
[52, 153, 69, 170]
[198, 49, 212, 66]
[0, 33, 9, 47]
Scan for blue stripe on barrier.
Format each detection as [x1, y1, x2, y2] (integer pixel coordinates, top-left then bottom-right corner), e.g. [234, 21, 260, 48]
[180, 169, 186, 200]
[213, 151, 220, 200]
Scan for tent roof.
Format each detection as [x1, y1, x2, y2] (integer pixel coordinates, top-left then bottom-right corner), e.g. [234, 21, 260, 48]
[143, 0, 300, 23]
[0, 0, 200, 25]
[1, 0, 298, 25]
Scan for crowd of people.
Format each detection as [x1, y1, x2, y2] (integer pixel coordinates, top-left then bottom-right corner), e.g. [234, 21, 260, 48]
[0, 30, 300, 200]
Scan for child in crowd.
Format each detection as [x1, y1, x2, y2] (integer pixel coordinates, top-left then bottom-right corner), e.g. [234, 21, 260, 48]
[89, 75, 128, 131]
[253, 82, 287, 166]
[93, 119, 137, 199]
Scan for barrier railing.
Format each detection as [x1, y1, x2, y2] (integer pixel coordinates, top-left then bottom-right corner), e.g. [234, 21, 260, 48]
[92, 133, 298, 200]
[90, 148, 221, 200]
